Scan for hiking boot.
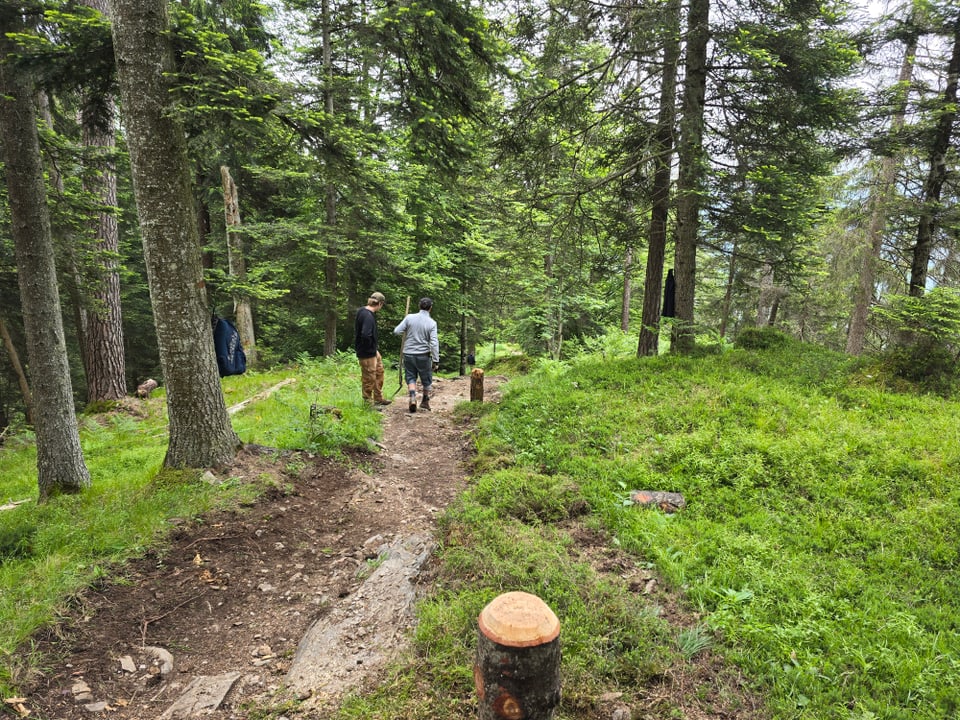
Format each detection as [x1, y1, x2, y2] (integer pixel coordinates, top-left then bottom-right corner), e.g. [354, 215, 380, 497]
[409, 400, 417, 413]
[374, 398, 392, 406]
[419, 397, 431, 412]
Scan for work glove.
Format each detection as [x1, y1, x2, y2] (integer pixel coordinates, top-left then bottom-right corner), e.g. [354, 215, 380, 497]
[432, 362, 439, 372]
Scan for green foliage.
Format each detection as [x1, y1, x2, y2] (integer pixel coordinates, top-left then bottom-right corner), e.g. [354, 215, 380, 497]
[472, 334, 960, 719]
[470, 469, 586, 524]
[873, 288, 960, 395]
[225, 356, 384, 455]
[735, 326, 792, 350]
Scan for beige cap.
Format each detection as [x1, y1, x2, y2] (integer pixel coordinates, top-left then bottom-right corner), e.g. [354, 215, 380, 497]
[369, 292, 386, 305]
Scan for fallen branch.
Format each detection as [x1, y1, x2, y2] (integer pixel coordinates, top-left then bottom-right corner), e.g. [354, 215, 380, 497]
[227, 378, 297, 415]
[0, 499, 30, 512]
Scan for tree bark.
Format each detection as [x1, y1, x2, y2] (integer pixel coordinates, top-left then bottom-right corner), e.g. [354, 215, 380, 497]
[846, 28, 917, 354]
[908, 12, 960, 298]
[0, 16, 91, 499]
[475, 592, 561, 720]
[757, 262, 775, 326]
[719, 238, 737, 338]
[322, 0, 340, 356]
[221, 165, 258, 367]
[637, 0, 680, 357]
[0, 314, 33, 424]
[110, 0, 239, 468]
[620, 245, 633, 332]
[77, 0, 127, 403]
[459, 310, 467, 375]
[671, 0, 709, 354]
[470, 367, 484, 402]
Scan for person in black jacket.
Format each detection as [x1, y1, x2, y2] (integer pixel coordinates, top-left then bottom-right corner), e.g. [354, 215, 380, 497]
[355, 291, 390, 406]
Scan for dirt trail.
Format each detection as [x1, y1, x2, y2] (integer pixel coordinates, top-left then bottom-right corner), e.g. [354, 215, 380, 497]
[23, 373, 502, 720]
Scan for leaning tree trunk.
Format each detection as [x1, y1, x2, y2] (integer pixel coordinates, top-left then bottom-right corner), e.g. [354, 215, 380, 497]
[110, 0, 239, 468]
[0, 313, 33, 425]
[637, 0, 680, 357]
[909, 13, 960, 298]
[847, 27, 917, 354]
[671, 0, 709, 354]
[221, 165, 258, 367]
[0, 18, 90, 499]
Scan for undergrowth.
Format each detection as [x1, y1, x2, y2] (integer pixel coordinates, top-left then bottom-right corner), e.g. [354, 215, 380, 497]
[455, 338, 960, 720]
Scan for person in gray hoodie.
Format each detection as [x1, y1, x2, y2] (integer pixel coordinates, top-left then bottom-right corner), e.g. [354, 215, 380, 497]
[393, 297, 439, 412]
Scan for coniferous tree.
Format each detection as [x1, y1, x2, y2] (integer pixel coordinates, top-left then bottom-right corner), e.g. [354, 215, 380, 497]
[110, 0, 240, 468]
[76, 0, 126, 403]
[908, 10, 960, 298]
[0, 5, 90, 499]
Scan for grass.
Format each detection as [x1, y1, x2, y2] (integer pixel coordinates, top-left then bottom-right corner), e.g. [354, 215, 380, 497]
[460, 339, 960, 720]
[0, 355, 380, 695]
[4, 339, 959, 720]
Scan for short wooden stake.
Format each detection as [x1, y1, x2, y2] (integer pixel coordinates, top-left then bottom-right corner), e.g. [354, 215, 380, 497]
[470, 367, 485, 402]
[475, 591, 561, 720]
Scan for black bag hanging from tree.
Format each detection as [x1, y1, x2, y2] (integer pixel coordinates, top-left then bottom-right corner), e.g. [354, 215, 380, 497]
[212, 315, 247, 377]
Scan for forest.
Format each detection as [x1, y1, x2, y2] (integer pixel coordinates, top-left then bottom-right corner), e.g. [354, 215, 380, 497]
[2, 1, 960, 717]
[2, 0, 960, 466]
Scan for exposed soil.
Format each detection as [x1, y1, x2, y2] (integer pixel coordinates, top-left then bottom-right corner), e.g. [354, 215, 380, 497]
[20, 374, 490, 720]
[16, 372, 763, 720]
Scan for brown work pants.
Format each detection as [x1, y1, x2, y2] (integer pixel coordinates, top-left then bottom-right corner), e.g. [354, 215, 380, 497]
[358, 353, 385, 402]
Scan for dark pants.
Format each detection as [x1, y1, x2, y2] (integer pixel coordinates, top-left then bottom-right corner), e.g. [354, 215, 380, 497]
[403, 353, 433, 395]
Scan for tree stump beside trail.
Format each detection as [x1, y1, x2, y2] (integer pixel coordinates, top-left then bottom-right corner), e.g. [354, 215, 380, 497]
[470, 368, 485, 402]
[136, 379, 158, 398]
[475, 591, 561, 720]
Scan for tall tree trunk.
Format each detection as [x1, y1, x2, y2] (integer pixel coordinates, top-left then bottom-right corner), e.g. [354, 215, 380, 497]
[0, 314, 33, 424]
[846, 28, 917, 354]
[637, 0, 680, 357]
[767, 292, 781, 326]
[757, 262, 775, 326]
[671, 0, 709, 354]
[78, 0, 126, 403]
[0, 16, 91, 499]
[908, 13, 960, 298]
[322, 0, 339, 356]
[719, 238, 738, 338]
[110, 0, 239, 468]
[459, 310, 467, 375]
[620, 245, 632, 332]
[220, 165, 258, 367]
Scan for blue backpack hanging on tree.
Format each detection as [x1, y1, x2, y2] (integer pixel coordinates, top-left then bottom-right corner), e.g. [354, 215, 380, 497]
[212, 315, 247, 377]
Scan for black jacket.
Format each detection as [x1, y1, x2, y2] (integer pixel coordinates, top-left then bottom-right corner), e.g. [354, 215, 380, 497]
[354, 307, 379, 359]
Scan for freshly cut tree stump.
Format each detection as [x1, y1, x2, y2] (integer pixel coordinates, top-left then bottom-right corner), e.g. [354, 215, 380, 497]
[470, 367, 485, 402]
[475, 591, 561, 720]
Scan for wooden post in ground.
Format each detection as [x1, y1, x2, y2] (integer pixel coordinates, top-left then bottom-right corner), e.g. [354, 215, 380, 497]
[470, 367, 485, 402]
[474, 591, 561, 720]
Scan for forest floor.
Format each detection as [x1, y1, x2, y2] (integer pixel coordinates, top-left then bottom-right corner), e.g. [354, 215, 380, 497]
[20, 372, 760, 720]
[21, 373, 493, 720]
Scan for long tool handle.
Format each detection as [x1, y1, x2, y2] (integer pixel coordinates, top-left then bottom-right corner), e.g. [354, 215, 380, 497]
[398, 295, 410, 391]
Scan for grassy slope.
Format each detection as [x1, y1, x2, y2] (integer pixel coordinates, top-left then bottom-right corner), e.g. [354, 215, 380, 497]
[3, 343, 959, 720]
[462, 342, 959, 720]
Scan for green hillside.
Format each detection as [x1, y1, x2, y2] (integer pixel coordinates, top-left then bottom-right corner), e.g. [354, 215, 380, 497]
[3, 338, 959, 719]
